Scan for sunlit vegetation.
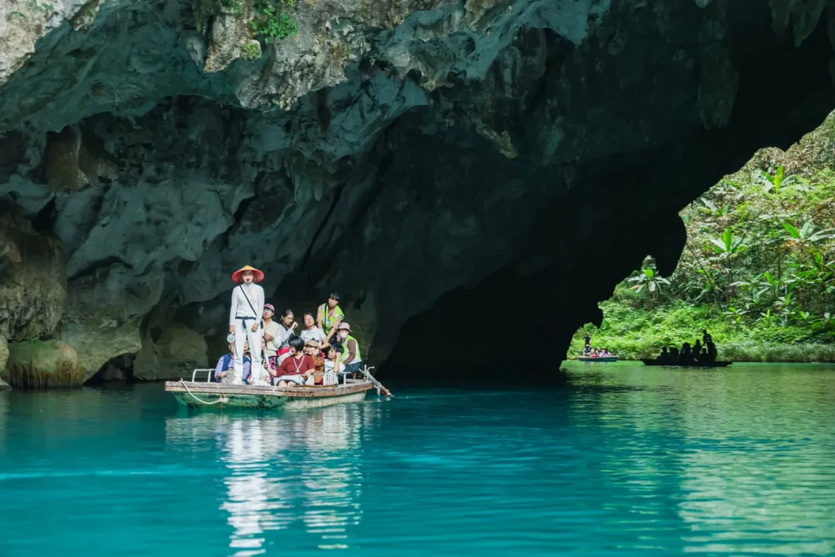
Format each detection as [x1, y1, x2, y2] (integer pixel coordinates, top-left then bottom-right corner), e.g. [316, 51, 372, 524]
[573, 119, 835, 362]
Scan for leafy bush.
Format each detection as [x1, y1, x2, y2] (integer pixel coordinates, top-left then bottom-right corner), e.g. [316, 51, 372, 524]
[251, 0, 298, 41]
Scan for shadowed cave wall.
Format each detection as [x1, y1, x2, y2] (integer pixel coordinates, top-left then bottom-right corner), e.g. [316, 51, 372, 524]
[1, 0, 834, 386]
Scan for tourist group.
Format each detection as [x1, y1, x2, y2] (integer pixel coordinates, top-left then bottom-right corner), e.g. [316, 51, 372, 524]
[216, 265, 362, 387]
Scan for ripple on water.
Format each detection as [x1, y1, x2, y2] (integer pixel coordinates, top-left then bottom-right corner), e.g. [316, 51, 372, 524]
[0, 364, 834, 556]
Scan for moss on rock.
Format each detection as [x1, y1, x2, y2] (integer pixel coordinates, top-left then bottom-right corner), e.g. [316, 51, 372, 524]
[2, 340, 85, 389]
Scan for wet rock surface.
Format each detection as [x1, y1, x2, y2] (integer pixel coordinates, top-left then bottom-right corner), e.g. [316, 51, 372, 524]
[1, 339, 85, 389]
[0, 0, 834, 384]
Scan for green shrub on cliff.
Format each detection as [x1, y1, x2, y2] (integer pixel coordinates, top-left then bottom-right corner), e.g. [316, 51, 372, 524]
[251, 0, 298, 42]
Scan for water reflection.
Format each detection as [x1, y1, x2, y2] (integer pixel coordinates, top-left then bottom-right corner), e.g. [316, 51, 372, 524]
[165, 403, 379, 555]
[564, 364, 835, 556]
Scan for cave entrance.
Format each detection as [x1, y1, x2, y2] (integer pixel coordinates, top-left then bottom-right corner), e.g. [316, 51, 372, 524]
[84, 353, 136, 385]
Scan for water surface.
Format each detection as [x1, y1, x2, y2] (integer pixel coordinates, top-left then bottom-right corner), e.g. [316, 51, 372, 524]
[1, 362, 834, 556]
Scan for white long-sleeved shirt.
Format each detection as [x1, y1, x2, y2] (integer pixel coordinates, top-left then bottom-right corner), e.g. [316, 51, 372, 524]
[229, 283, 265, 326]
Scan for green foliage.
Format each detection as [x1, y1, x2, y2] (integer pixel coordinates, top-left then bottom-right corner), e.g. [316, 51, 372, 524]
[251, 0, 298, 42]
[240, 41, 261, 60]
[573, 120, 835, 362]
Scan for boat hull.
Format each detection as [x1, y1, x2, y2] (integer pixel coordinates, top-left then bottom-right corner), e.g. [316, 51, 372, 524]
[165, 380, 374, 410]
[641, 359, 732, 368]
[577, 357, 619, 362]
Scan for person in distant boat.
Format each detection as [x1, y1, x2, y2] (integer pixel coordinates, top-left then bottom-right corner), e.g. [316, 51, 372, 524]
[324, 345, 344, 385]
[336, 322, 362, 375]
[693, 340, 703, 361]
[657, 346, 670, 363]
[262, 303, 280, 368]
[705, 341, 718, 364]
[679, 342, 694, 365]
[304, 339, 326, 385]
[584, 333, 592, 349]
[300, 312, 328, 350]
[274, 336, 315, 387]
[229, 265, 266, 385]
[702, 329, 713, 345]
[317, 292, 345, 337]
[215, 342, 252, 384]
[274, 309, 298, 365]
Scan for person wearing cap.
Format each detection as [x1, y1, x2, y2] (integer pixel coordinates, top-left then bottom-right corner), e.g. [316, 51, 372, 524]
[317, 292, 345, 336]
[335, 322, 362, 374]
[303, 338, 325, 385]
[214, 342, 252, 384]
[262, 303, 280, 368]
[229, 265, 266, 385]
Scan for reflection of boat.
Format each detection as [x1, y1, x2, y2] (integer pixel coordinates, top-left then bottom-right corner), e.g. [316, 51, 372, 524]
[577, 356, 619, 362]
[164, 402, 378, 552]
[641, 359, 732, 368]
[165, 379, 375, 409]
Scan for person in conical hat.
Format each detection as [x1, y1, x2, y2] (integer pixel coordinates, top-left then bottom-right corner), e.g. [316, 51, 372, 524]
[229, 265, 266, 385]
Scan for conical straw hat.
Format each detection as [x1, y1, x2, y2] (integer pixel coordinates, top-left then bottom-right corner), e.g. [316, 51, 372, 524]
[231, 265, 265, 284]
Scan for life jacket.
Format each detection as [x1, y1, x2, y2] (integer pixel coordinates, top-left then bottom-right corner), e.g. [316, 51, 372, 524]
[340, 335, 362, 363]
[320, 304, 345, 335]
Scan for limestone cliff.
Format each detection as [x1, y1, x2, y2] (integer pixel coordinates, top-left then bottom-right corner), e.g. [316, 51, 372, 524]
[0, 0, 834, 384]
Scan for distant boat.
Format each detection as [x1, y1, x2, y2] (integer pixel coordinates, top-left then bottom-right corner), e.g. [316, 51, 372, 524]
[577, 356, 619, 362]
[641, 358, 732, 368]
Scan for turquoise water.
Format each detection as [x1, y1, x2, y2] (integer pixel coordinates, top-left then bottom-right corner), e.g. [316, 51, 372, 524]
[1, 362, 834, 556]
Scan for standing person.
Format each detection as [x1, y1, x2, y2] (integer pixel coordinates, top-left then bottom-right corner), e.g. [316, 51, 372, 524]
[335, 322, 362, 374]
[262, 303, 280, 368]
[584, 332, 592, 349]
[229, 265, 266, 385]
[317, 292, 345, 337]
[300, 312, 328, 349]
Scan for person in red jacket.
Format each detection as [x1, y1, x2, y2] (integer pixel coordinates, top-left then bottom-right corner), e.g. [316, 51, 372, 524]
[273, 336, 315, 387]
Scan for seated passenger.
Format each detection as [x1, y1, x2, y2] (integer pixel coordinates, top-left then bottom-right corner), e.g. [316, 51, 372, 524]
[679, 342, 694, 365]
[300, 312, 328, 350]
[215, 342, 252, 384]
[275, 309, 298, 365]
[705, 341, 718, 364]
[657, 346, 670, 363]
[324, 345, 344, 385]
[304, 339, 325, 385]
[335, 322, 363, 375]
[274, 336, 315, 387]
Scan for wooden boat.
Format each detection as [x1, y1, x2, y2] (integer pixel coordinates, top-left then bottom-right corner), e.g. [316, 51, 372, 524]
[577, 356, 619, 362]
[641, 358, 732, 368]
[165, 367, 388, 410]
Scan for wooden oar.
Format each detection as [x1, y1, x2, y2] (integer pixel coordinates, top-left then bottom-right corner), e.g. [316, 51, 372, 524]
[360, 365, 393, 397]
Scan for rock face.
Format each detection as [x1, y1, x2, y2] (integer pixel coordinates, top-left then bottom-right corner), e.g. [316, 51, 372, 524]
[133, 321, 208, 381]
[1, 0, 834, 382]
[0, 201, 66, 342]
[0, 335, 8, 378]
[1, 340, 85, 389]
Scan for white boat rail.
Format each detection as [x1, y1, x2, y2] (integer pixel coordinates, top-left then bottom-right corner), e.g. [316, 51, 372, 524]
[191, 368, 215, 382]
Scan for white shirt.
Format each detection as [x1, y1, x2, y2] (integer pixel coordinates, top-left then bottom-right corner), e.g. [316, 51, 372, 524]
[300, 327, 327, 345]
[229, 283, 265, 326]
